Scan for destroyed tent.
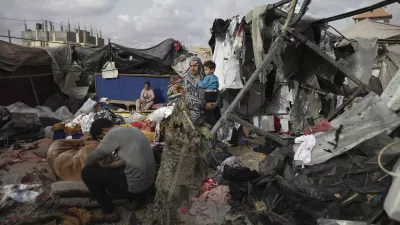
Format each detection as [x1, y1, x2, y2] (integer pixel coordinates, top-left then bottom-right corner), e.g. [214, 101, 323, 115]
[201, 0, 400, 224]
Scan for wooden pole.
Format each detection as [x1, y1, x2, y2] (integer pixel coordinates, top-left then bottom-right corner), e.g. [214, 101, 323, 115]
[7, 30, 11, 43]
[210, 36, 283, 135]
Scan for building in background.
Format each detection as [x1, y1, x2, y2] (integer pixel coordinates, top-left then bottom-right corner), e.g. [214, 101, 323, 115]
[21, 21, 105, 47]
[353, 7, 393, 23]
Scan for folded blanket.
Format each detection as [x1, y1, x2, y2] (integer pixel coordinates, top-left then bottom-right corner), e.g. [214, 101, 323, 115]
[47, 139, 99, 181]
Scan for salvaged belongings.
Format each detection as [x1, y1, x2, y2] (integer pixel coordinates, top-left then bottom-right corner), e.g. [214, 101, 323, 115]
[46, 138, 99, 181]
[142, 98, 214, 225]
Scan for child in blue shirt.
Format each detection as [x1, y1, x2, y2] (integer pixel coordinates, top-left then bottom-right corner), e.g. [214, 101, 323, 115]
[196, 60, 219, 103]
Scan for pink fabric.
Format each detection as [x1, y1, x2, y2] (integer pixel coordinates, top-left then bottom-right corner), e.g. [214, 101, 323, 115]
[304, 120, 334, 135]
[201, 178, 217, 194]
[197, 185, 230, 205]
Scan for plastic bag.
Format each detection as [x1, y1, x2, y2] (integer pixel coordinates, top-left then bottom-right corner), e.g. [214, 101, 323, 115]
[74, 98, 97, 117]
[147, 106, 173, 123]
[35, 106, 57, 118]
[55, 106, 74, 121]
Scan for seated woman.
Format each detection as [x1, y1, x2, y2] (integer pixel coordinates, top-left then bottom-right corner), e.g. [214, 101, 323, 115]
[136, 81, 155, 112]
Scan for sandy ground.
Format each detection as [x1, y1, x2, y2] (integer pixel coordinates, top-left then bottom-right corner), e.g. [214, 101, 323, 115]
[0, 137, 265, 225]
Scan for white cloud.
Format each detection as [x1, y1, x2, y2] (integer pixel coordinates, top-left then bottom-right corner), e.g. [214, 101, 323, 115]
[0, 0, 400, 47]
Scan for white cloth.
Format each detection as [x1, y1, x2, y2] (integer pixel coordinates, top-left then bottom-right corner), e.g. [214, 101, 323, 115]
[294, 135, 316, 165]
[336, 96, 344, 109]
[102, 61, 118, 79]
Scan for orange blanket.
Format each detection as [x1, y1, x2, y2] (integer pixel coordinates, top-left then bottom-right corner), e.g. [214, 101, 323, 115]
[46, 138, 99, 181]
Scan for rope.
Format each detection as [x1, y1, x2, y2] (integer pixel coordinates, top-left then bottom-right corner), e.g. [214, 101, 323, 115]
[377, 139, 400, 177]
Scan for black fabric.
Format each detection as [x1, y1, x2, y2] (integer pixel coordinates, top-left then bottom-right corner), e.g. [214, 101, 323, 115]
[110, 39, 184, 75]
[207, 151, 233, 170]
[208, 19, 232, 53]
[204, 107, 221, 128]
[0, 107, 11, 128]
[223, 166, 260, 182]
[204, 92, 218, 103]
[0, 119, 42, 146]
[81, 166, 150, 214]
[259, 148, 288, 177]
[39, 117, 62, 127]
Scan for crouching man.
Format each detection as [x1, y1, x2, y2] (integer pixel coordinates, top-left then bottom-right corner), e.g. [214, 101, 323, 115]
[82, 119, 156, 222]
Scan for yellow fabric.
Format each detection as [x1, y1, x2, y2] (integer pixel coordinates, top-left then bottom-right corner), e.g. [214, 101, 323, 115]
[120, 124, 133, 127]
[47, 138, 99, 181]
[141, 130, 155, 142]
[59, 208, 92, 225]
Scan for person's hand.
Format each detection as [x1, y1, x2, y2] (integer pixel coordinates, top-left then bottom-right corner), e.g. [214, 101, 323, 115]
[206, 103, 215, 111]
[195, 76, 201, 81]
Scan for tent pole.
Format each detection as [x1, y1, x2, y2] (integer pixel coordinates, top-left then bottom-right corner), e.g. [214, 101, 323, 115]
[210, 36, 282, 136]
[227, 114, 289, 146]
[27, 68, 40, 106]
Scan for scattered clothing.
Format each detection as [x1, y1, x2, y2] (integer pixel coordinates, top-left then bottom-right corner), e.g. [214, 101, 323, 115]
[201, 178, 218, 194]
[0, 184, 43, 210]
[189, 202, 231, 225]
[222, 166, 260, 183]
[294, 135, 317, 165]
[218, 156, 244, 172]
[136, 89, 155, 111]
[93, 110, 125, 125]
[197, 185, 230, 205]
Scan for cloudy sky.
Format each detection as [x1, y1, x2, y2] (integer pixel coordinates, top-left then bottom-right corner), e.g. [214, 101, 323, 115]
[0, 0, 399, 48]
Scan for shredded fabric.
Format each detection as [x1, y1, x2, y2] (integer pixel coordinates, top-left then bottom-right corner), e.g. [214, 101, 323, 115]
[197, 185, 230, 205]
[189, 202, 231, 225]
[294, 135, 316, 165]
[218, 156, 244, 172]
[0, 184, 43, 210]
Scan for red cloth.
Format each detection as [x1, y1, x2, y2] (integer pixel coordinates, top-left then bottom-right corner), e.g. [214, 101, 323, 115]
[304, 119, 333, 135]
[201, 178, 217, 194]
[130, 120, 156, 132]
[274, 115, 282, 133]
[174, 41, 182, 51]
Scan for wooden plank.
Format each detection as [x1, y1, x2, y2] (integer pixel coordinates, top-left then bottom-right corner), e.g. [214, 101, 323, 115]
[287, 29, 368, 90]
[210, 36, 283, 135]
[227, 114, 289, 146]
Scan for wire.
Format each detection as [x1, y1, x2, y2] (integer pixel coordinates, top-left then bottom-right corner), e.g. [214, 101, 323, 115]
[377, 139, 400, 177]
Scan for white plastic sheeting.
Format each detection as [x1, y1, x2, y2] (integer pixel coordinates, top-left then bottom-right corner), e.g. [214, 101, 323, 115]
[381, 69, 400, 111]
[307, 93, 400, 166]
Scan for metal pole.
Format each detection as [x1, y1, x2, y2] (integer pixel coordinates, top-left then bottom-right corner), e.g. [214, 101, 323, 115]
[287, 29, 369, 90]
[7, 30, 11, 43]
[327, 85, 366, 121]
[211, 36, 283, 135]
[227, 114, 288, 146]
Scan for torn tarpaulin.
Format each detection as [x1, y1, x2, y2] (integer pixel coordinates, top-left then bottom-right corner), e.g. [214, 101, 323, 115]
[306, 92, 400, 166]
